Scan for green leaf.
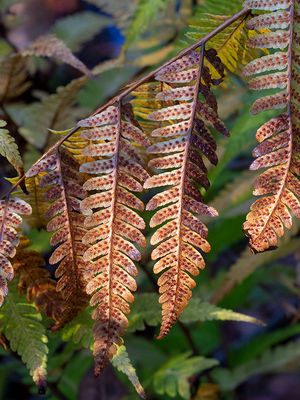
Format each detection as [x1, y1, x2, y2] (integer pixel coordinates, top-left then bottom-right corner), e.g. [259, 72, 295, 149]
[0, 281, 48, 389]
[180, 298, 264, 326]
[112, 345, 145, 399]
[213, 338, 300, 391]
[0, 120, 23, 175]
[128, 294, 263, 332]
[19, 76, 88, 148]
[53, 11, 110, 52]
[153, 353, 218, 399]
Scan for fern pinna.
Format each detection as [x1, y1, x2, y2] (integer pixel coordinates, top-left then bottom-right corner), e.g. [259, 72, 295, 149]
[0, 197, 31, 305]
[77, 103, 149, 374]
[26, 148, 89, 327]
[243, 0, 300, 252]
[144, 48, 228, 337]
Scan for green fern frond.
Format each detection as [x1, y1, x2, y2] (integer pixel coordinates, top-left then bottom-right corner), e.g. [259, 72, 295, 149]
[153, 352, 218, 399]
[0, 281, 48, 390]
[19, 76, 88, 149]
[61, 308, 93, 350]
[0, 120, 23, 176]
[213, 338, 300, 391]
[212, 237, 300, 304]
[112, 345, 145, 399]
[128, 294, 263, 332]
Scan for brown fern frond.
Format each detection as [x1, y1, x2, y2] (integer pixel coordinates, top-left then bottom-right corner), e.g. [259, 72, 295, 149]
[243, 0, 300, 252]
[143, 47, 228, 338]
[77, 103, 149, 375]
[22, 34, 91, 77]
[26, 148, 89, 327]
[0, 196, 32, 305]
[12, 236, 65, 323]
[0, 54, 30, 104]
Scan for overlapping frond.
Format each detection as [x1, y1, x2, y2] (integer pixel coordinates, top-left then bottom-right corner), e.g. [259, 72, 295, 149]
[186, 0, 258, 75]
[0, 54, 30, 104]
[12, 236, 65, 324]
[26, 148, 88, 327]
[0, 281, 48, 390]
[243, 0, 300, 252]
[19, 76, 88, 149]
[0, 196, 32, 306]
[22, 34, 91, 77]
[77, 103, 149, 374]
[144, 48, 228, 337]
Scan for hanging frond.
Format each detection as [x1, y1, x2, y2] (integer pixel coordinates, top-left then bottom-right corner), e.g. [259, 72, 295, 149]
[144, 47, 228, 338]
[186, 0, 259, 75]
[0, 54, 30, 104]
[0, 120, 23, 176]
[22, 34, 92, 77]
[0, 281, 48, 391]
[243, 0, 300, 252]
[77, 103, 149, 374]
[12, 236, 65, 324]
[26, 148, 88, 327]
[0, 196, 32, 306]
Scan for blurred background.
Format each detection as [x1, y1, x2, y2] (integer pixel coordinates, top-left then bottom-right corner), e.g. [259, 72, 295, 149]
[1, 0, 300, 399]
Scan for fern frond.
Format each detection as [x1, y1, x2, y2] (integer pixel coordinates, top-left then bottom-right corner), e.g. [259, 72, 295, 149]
[243, 0, 300, 252]
[26, 149, 89, 327]
[22, 34, 91, 77]
[13, 236, 65, 324]
[0, 281, 48, 390]
[0, 120, 23, 176]
[77, 103, 149, 374]
[186, 0, 257, 75]
[0, 54, 30, 104]
[0, 196, 31, 305]
[144, 47, 228, 338]
[112, 345, 145, 399]
[19, 77, 88, 149]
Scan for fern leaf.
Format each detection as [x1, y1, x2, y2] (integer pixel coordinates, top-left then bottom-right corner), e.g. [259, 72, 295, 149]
[0, 54, 30, 104]
[0, 120, 23, 176]
[128, 293, 263, 332]
[112, 344, 145, 399]
[243, 0, 300, 252]
[213, 338, 300, 391]
[212, 237, 300, 304]
[77, 103, 149, 374]
[22, 34, 91, 77]
[153, 352, 218, 399]
[186, 0, 258, 75]
[12, 236, 65, 324]
[144, 48, 228, 338]
[0, 196, 31, 306]
[19, 76, 88, 149]
[0, 281, 48, 390]
[26, 149, 89, 327]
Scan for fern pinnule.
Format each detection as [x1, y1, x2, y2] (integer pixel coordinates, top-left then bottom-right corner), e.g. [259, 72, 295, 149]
[144, 47, 228, 338]
[243, 0, 300, 252]
[78, 102, 149, 374]
[26, 149, 89, 327]
[0, 196, 32, 306]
